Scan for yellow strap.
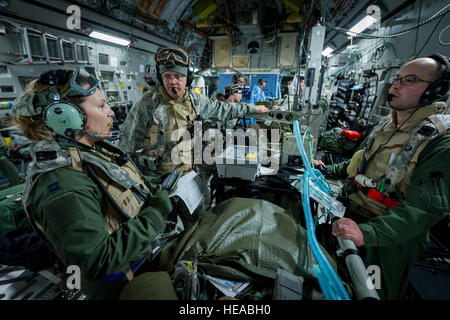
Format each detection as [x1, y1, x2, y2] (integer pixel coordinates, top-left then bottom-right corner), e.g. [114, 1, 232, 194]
[69, 147, 83, 172]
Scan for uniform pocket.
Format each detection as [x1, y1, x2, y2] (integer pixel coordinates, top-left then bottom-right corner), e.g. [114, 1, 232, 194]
[39, 192, 87, 235]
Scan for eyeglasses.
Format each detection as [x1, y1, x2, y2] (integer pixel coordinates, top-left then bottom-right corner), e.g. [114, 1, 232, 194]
[389, 74, 432, 86]
[161, 74, 186, 82]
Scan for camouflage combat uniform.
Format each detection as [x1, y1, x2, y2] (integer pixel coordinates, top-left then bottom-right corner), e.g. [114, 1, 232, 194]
[22, 135, 173, 299]
[118, 85, 257, 175]
[325, 102, 450, 299]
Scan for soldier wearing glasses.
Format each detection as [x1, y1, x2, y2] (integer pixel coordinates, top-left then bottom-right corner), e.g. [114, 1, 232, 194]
[119, 48, 270, 175]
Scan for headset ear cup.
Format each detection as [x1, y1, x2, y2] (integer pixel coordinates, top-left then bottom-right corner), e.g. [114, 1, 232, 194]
[156, 64, 163, 85]
[186, 61, 195, 87]
[420, 79, 448, 106]
[420, 53, 450, 106]
[44, 101, 86, 138]
[224, 87, 231, 99]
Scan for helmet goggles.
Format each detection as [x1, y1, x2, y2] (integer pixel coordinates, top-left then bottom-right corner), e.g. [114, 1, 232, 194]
[65, 67, 99, 98]
[155, 48, 190, 67]
[37, 67, 99, 98]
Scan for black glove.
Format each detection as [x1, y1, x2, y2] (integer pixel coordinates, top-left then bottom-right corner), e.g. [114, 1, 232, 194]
[147, 189, 173, 219]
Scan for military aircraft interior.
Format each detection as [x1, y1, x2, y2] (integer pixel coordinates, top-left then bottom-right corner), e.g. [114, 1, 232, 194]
[0, 0, 449, 303]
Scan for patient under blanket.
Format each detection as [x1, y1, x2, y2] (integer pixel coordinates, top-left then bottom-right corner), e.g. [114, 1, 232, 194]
[156, 197, 345, 300]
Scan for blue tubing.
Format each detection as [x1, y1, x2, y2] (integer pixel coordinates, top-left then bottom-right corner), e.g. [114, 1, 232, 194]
[293, 122, 330, 193]
[294, 120, 350, 300]
[317, 272, 336, 300]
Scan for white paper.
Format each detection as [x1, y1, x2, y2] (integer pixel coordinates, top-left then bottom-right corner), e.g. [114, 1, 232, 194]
[139, 64, 144, 73]
[205, 275, 250, 298]
[168, 171, 203, 214]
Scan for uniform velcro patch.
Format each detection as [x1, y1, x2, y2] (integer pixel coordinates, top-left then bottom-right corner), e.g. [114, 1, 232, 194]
[47, 182, 61, 194]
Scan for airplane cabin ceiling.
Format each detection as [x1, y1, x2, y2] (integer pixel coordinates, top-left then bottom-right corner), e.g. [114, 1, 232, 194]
[5, 0, 443, 69]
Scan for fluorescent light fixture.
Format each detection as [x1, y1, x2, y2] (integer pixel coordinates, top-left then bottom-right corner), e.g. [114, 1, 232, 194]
[347, 15, 377, 38]
[89, 31, 130, 46]
[322, 46, 334, 57]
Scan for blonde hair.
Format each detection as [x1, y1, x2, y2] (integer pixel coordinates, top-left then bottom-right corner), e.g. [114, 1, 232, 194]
[13, 78, 87, 141]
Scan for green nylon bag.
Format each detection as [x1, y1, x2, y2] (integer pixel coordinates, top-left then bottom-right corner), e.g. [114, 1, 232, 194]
[319, 130, 358, 156]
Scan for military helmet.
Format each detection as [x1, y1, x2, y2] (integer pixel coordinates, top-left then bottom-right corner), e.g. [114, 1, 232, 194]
[13, 67, 98, 118]
[155, 48, 190, 68]
[232, 72, 244, 85]
[154, 47, 195, 87]
[224, 84, 243, 98]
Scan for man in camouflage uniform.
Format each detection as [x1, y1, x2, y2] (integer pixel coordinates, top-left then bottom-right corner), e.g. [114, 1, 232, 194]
[217, 84, 244, 130]
[316, 54, 450, 299]
[209, 72, 244, 102]
[119, 48, 269, 176]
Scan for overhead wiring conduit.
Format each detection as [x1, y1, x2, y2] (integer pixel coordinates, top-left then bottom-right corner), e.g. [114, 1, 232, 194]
[322, 2, 450, 40]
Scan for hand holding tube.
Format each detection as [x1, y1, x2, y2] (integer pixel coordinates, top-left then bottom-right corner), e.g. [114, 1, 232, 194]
[332, 218, 365, 247]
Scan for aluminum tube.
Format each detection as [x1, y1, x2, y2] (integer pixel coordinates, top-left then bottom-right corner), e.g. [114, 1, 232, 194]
[337, 237, 380, 300]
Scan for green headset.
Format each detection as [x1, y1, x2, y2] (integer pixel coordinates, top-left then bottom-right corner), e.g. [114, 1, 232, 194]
[41, 67, 99, 138]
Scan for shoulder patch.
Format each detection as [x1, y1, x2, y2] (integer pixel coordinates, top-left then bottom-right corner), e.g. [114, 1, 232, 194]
[47, 181, 61, 194]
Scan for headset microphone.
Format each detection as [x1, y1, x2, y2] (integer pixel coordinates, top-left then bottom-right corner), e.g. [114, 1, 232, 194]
[83, 130, 120, 140]
[386, 93, 395, 109]
[387, 93, 420, 111]
[171, 87, 186, 102]
[387, 93, 393, 102]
